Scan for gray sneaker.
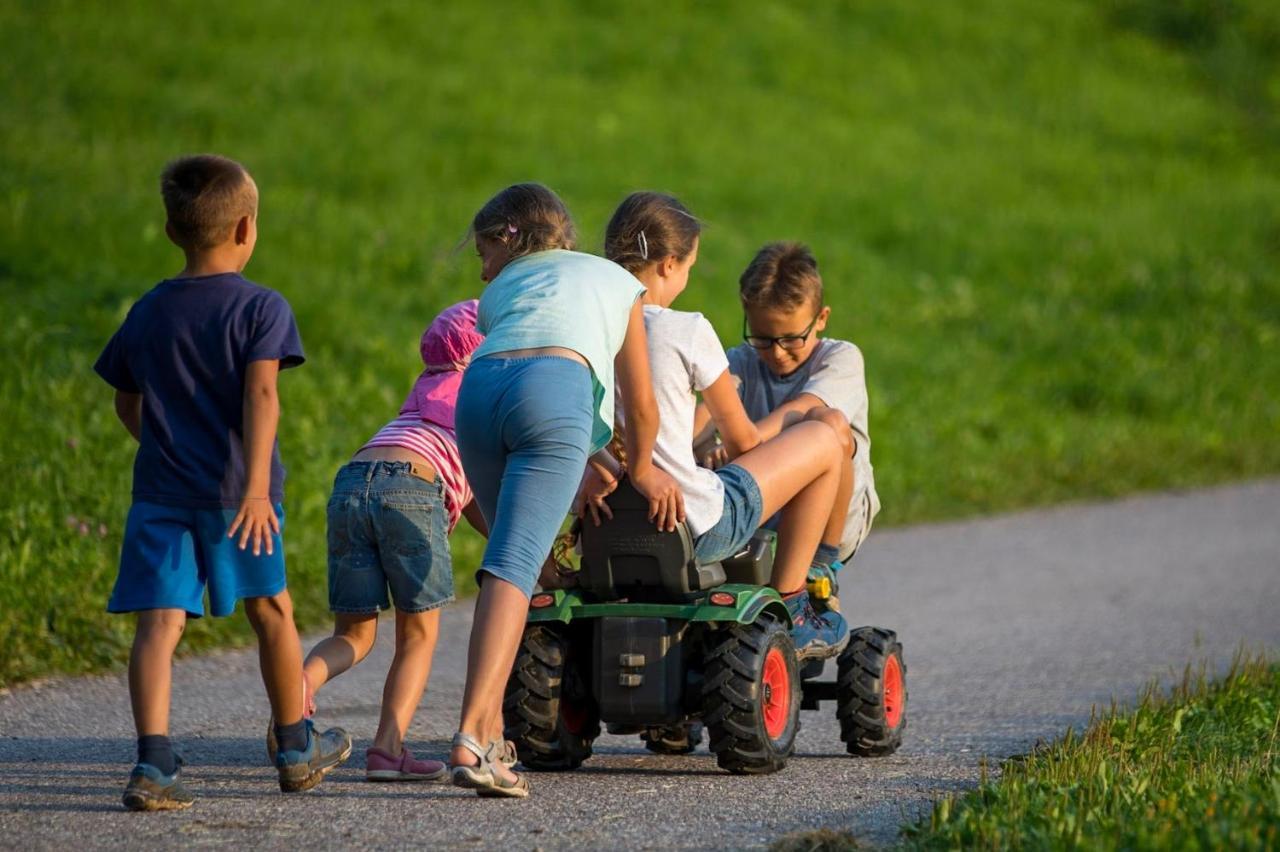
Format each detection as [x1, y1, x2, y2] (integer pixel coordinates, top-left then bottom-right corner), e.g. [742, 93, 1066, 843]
[122, 763, 195, 811]
[276, 720, 353, 792]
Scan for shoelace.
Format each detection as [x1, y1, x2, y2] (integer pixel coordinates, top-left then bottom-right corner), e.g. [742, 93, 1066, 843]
[802, 596, 830, 629]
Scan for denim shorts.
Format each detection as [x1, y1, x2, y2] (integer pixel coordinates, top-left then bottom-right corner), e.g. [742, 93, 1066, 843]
[326, 461, 454, 614]
[108, 501, 287, 618]
[693, 464, 765, 564]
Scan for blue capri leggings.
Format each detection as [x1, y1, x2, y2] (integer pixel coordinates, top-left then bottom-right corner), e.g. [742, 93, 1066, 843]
[455, 355, 594, 597]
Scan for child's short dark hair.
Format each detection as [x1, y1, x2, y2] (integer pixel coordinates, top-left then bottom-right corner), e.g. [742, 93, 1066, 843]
[160, 154, 258, 251]
[739, 242, 823, 310]
[472, 183, 577, 258]
[603, 191, 701, 273]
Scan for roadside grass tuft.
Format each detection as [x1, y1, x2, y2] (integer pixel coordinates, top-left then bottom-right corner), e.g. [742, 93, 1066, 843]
[902, 653, 1280, 850]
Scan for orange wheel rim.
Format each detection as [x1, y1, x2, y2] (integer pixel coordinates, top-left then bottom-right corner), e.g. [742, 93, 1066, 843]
[762, 647, 791, 740]
[883, 654, 904, 729]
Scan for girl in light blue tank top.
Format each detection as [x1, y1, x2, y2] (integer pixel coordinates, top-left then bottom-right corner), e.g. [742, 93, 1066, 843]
[449, 183, 685, 798]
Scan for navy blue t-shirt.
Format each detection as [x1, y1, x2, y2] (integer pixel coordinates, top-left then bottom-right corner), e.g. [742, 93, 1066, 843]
[94, 273, 305, 509]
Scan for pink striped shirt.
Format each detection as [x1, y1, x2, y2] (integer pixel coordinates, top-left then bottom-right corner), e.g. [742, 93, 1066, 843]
[361, 416, 472, 532]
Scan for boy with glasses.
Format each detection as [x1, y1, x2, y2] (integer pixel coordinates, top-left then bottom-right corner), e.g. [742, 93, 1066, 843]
[699, 242, 879, 610]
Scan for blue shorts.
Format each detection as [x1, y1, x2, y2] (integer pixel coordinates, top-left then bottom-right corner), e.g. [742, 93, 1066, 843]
[456, 355, 594, 597]
[108, 501, 287, 618]
[326, 461, 454, 614]
[693, 464, 765, 564]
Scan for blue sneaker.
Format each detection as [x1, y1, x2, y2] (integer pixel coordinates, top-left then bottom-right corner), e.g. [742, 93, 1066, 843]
[276, 719, 353, 792]
[784, 591, 851, 660]
[122, 762, 194, 811]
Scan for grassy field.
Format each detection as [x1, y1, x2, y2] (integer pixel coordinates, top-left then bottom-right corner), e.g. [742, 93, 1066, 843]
[773, 655, 1280, 850]
[2, 0, 1278, 685]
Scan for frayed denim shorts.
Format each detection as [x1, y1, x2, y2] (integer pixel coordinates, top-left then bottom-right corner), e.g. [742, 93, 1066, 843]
[692, 464, 764, 564]
[326, 461, 454, 614]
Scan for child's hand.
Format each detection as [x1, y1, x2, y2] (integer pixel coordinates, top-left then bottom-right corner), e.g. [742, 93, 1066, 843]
[699, 443, 730, 470]
[575, 465, 619, 526]
[631, 467, 686, 532]
[227, 497, 280, 556]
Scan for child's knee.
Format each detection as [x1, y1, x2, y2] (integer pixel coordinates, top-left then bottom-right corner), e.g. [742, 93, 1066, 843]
[135, 609, 186, 644]
[805, 407, 854, 458]
[244, 590, 294, 632]
[335, 614, 378, 657]
[395, 609, 440, 645]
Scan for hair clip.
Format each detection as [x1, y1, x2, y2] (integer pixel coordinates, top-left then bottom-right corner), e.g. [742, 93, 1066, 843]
[637, 230, 649, 260]
[506, 223, 518, 235]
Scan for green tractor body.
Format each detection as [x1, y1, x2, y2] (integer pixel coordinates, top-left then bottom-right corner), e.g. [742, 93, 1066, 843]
[503, 480, 906, 775]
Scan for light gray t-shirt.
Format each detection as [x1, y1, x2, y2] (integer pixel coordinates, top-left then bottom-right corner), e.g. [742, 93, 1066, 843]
[726, 338, 880, 556]
[618, 306, 730, 536]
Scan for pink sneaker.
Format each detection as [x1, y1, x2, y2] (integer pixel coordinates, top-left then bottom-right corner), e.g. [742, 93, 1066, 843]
[365, 747, 447, 782]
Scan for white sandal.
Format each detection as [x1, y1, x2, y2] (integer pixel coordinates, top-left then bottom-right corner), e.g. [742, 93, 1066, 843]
[450, 733, 529, 799]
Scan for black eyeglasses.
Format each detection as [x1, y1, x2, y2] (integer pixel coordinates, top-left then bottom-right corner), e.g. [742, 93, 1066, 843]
[743, 312, 820, 350]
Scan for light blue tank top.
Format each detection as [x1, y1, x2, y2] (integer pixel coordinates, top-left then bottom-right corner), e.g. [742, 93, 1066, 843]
[474, 250, 645, 453]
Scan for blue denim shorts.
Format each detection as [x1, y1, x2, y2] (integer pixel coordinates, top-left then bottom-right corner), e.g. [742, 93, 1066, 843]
[693, 464, 765, 564]
[326, 461, 454, 614]
[108, 501, 287, 618]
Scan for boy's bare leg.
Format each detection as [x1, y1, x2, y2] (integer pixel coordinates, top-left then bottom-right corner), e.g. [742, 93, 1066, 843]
[372, 608, 441, 755]
[243, 590, 304, 724]
[801, 407, 856, 549]
[129, 609, 187, 736]
[727, 420, 843, 593]
[450, 577, 527, 785]
[825, 455, 855, 548]
[302, 613, 378, 701]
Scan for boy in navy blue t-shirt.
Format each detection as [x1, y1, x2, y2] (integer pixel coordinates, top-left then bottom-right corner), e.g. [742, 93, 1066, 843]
[95, 154, 350, 810]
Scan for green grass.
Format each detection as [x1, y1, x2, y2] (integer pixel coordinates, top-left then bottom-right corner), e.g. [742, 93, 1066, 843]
[771, 655, 1280, 851]
[2, 0, 1279, 685]
[902, 655, 1280, 850]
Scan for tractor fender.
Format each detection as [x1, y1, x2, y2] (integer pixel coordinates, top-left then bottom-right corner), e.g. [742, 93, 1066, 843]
[738, 592, 791, 628]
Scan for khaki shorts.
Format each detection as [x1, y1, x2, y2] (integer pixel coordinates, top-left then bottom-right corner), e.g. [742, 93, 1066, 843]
[838, 490, 875, 566]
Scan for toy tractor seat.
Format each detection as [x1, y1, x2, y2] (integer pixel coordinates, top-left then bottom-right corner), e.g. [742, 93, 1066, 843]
[578, 478, 773, 602]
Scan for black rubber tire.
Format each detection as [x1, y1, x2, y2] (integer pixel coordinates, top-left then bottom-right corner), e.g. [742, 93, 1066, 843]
[503, 625, 600, 771]
[701, 613, 800, 774]
[641, 722, 704, 755]
[836, 626, 907, 757]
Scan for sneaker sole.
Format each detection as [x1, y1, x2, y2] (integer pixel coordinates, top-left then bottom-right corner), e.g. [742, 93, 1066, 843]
[366, 767, 448, 782]
[279, 739, 354, 793]
[122, 790, 194, 812]
[795, 631, 852, 662]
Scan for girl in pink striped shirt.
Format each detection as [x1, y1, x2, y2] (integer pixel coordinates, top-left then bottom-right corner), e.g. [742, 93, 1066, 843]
[290, 300, 487, 781]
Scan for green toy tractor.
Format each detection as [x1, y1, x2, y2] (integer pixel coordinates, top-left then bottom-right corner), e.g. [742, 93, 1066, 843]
[502, 480, 906, 775]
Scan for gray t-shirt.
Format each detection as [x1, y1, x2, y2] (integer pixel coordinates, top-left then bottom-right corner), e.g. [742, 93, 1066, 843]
[618, 306, 730, 536]
[726, 338, 880, 556]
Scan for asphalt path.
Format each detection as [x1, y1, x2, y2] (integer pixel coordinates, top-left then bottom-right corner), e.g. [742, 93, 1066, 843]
[2, 479, 1278, 849]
